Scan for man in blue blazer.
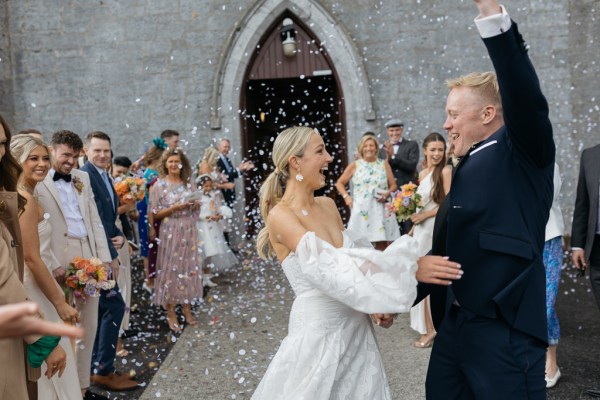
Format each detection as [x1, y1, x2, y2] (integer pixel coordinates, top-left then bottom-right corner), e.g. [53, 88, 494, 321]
[80, 131, 137, 391]
[414, 1, 555, 398]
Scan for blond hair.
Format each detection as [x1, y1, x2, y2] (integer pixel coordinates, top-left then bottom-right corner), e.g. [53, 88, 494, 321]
[10, 134, 50, 166]
[357, 135, 379, 158]
[256, 126, 317, 259]
[203, 146, 220, 168]
[446, 71, 502, 114]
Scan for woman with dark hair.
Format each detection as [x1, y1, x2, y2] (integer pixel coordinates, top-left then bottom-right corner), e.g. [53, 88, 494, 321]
[409, 132, 452, 348]
[149, 148, 203, 332]
[0, 114, 68, 399]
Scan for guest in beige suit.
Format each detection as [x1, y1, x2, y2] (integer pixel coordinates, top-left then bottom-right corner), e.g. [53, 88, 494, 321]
[35, 130, 113, 400]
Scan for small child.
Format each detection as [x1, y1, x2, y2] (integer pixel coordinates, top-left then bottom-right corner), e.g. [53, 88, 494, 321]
[197, 175, 238, 286]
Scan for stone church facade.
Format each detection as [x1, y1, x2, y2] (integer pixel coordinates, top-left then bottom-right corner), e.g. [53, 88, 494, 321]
[0, 0, 598, 227]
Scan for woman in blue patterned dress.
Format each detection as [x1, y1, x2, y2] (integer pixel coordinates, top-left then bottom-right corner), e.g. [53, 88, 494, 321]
[544, 163, 565, 388]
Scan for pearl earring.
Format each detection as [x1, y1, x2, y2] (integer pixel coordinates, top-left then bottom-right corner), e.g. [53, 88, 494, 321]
[295, 167, 304, 182]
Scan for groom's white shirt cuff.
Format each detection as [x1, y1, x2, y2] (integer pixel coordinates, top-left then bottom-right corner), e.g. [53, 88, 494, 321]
[475, 5, 511, 38]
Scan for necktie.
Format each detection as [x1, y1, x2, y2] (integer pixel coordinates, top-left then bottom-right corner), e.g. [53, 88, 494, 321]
[53, 172, 72, 182]
[101, 171, 115, 207]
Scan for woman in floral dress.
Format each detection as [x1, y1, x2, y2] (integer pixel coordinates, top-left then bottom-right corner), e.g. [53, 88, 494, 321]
[336, 135, 399, 249]
[149, 148, 203, 332]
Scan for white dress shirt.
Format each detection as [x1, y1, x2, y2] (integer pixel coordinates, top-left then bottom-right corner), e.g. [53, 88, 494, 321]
[50, 169, 88, 238]
[475, 5, 512, 38]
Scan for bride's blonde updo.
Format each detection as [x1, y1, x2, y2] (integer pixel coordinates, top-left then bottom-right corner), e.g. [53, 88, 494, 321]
[256, 126, 317, 259]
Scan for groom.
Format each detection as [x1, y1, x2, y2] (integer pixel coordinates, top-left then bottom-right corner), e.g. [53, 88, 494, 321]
[414, 1, 555, 399]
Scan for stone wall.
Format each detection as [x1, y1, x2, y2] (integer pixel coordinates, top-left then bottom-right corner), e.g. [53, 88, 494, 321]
[0, 0, 597, 227]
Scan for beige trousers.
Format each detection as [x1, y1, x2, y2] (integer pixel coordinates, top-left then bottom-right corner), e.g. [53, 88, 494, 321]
[65, 237, 98, 390]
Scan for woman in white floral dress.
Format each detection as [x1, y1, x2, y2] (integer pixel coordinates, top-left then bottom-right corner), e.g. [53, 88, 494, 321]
[336, 135, 399, 250]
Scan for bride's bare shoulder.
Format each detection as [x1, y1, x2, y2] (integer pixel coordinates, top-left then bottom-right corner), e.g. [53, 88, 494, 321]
[267, 203, 299, 229]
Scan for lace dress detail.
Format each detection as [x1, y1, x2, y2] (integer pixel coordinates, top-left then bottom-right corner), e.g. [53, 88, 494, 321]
[252, 231, 418, 400]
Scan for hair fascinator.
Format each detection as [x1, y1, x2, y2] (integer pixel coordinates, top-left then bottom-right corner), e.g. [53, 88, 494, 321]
[153, 137, 168, 150]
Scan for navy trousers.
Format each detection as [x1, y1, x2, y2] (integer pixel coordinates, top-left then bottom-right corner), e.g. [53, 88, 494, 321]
[91, 282, 125, 376]
[426, 305, 547, 400]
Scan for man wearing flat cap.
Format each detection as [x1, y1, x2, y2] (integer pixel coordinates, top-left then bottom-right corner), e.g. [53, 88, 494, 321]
[379, 118, 419, 233]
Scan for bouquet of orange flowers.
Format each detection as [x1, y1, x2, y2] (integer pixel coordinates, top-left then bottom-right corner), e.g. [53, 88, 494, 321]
[387, 182, 422, 222]
[114, 176, 146, 204]
[64, 257, 115, 302]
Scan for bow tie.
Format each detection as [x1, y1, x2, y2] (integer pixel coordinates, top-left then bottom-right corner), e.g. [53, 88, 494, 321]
[53, 172, 72, 182]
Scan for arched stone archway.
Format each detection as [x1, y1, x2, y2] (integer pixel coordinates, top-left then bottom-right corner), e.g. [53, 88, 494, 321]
[210, 0, 376, 237]
[210, 0, 375, 146]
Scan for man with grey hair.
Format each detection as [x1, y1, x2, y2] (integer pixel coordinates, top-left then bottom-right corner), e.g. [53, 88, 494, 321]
[216, 138, 254, 207]
[378, 118, 419, 234]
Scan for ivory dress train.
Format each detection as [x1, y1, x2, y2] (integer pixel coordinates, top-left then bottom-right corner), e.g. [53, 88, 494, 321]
[252, 231, 418, 400]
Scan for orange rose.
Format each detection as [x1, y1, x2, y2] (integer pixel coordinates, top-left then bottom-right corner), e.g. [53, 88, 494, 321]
[85, 264, 97, 275]
[66, 276, 79, 289]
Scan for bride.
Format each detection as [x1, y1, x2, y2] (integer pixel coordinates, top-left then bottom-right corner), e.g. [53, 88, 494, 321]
[252, 126, 420, 399]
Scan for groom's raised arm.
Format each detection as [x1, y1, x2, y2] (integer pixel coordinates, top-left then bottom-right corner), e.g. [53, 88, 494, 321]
[475, 0, 554, 168]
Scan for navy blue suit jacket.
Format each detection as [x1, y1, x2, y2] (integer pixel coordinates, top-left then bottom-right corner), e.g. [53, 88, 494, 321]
[217, 155, 241, 206]
[419, 22, 555, 344]
[80, 162, 122, 260]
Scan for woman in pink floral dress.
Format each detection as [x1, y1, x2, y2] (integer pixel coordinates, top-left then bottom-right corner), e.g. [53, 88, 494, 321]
[149, 148, 203, 332]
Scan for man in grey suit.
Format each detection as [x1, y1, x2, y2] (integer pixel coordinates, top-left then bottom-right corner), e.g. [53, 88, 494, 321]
[378, 118, 419, 234]
[571, 144, 600, 398]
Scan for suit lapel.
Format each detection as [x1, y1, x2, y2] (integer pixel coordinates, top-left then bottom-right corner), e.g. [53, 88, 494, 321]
[86, 163, 116, 213]
[72, 171, 88, 217]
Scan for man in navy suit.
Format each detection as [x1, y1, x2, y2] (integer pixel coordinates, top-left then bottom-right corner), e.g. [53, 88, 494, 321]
[80, 131, 137, 391]
[413, 1, 555, 398]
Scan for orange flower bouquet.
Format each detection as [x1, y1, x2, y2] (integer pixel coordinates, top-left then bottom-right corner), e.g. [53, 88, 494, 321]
[64, 257, 115, 302]
[387, 182, 422, 222]
[114, 176, 146, 204]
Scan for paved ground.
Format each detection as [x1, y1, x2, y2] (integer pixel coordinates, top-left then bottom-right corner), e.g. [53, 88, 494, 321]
[97, 246, 600, 400]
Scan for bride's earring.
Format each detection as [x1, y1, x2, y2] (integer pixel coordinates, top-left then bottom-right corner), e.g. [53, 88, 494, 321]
[295, 166, 304, 182]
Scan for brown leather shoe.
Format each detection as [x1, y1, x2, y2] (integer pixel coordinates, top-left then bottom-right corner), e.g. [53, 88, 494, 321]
[90, 373, 138, 391]
[114, 369, 136, 380]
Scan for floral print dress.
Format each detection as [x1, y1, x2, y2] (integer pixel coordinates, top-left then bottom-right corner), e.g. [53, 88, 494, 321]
[347, 159, 400, 242]
[149, 178, 203, 307]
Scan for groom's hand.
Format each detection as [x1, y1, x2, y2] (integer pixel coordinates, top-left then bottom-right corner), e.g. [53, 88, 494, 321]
[474, 0, 502, 17]
[416, 256, 463, 285]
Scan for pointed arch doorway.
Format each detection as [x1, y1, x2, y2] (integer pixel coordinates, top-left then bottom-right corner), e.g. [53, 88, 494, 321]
[241, 12, 348, 235]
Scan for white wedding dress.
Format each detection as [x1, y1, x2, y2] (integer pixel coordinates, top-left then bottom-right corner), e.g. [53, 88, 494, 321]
[252, 230, 418, 400]
[409, 172, 437, 334]
[22, 217, 83, 399]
